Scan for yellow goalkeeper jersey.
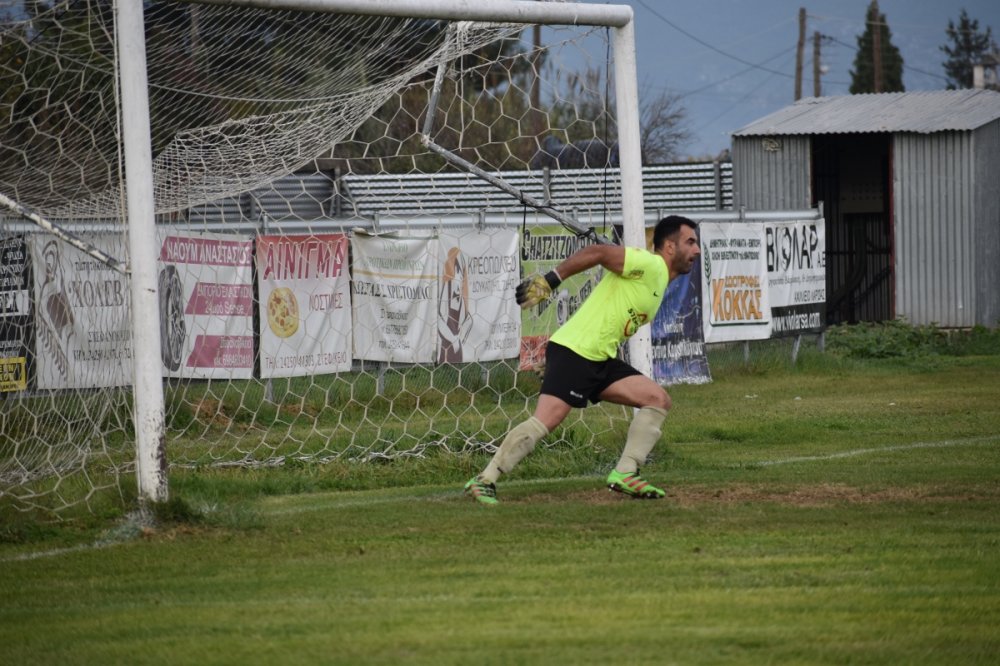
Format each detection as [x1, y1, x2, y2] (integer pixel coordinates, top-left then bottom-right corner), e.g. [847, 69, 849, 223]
[549, 246, 669, 361]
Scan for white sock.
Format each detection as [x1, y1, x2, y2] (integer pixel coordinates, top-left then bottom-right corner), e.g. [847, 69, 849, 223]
[614, 406, 668, 474]
[480, 417, 549, 483]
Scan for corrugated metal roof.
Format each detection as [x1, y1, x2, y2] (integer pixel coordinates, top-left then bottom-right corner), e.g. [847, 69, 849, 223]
[733, 89, 1000, 136]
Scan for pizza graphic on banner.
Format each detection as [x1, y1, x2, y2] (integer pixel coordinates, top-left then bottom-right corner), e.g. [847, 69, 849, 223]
[266, 287, 299, 338]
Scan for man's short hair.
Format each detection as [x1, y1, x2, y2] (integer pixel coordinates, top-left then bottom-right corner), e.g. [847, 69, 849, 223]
[653, 215, 697, 250]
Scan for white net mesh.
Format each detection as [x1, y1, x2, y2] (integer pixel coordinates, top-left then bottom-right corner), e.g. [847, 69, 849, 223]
[3, 2, 534, 218]
[2, 0, 643, 516]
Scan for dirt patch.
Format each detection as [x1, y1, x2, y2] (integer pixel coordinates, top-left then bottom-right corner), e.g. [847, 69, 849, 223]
[194, 397, 231, 427]
[518, 489, 633, 505]
[680, 483, 1000, 507]
[512, 482, 999, 507]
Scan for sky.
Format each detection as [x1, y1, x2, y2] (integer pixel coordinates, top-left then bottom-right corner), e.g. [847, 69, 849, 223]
[581, 0, 1000, 159]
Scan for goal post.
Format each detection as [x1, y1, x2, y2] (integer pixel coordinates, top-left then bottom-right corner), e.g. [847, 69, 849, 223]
[118, 0, 169, 503]
[1, 0, 649, 516]
[116, 0, 647, 503]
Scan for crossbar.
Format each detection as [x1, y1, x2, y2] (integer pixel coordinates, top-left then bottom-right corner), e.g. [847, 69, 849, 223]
[179, 0, 633, 27]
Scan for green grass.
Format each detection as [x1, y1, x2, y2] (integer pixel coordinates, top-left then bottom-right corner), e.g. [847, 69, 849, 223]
[2, 350, 1000, 664]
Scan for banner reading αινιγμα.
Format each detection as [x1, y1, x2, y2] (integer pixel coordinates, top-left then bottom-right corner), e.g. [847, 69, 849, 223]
[257, 234, 352, 377]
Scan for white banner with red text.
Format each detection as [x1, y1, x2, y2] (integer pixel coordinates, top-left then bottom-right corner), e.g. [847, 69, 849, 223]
[157, 230, 255, 379]
[257, 234, 352, 378]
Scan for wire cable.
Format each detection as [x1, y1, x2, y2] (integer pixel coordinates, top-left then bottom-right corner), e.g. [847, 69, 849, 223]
[634, 0, 796, 79]
[824, 35, 950, 83]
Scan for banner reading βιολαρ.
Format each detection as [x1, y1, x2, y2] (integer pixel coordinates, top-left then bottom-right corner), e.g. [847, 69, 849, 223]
[351, 232, 437, 363]
[518, 225, 600, 370]
[700, 222, 771, 342]
[437, 228, 519, 363]
[157, 230, 254, 379]
[764, 220, 826, 336]
[32, 233, 132, 389]
[257, 234, 352, 377]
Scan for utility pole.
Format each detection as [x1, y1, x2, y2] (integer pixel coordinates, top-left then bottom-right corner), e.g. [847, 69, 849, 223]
[795, 7, 806, 100]
[872, 1, 883, 93]
[813, 31, 822, 97]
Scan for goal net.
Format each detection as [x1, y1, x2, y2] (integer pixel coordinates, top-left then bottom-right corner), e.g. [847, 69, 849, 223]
[1, 0, 644, 516]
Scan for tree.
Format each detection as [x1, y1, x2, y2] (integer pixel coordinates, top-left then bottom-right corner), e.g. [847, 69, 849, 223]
[638, 90, 690, 165]
[849, 1, 904, 94]
[543, 67, 689, 166]
[940, 9, 999, 90]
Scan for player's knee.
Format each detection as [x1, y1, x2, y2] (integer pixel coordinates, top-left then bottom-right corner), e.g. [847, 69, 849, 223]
[643, 387, 671, 412]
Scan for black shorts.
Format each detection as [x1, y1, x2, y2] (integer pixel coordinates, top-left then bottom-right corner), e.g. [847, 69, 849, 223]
[540, 341, 642, 408]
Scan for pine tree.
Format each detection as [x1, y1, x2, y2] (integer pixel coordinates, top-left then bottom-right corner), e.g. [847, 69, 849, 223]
[849, 1, 905, 94]
[940, 9, 998, 90]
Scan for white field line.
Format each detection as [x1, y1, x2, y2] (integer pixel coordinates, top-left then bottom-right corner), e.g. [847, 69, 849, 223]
[2, 517, 147, 562]
[6, 436, 997, 562]
[4, 542, 118, 562]
[745, 434, 999, 467]
[267, 436, 1000, 514]
[262, 474, 601, 516]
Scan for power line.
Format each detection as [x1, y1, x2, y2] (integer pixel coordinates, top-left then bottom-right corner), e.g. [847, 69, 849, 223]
[676, 45, 796, 99]
[634, 0, 796, 79]
[694, 51, 798, 133]
[824, 35, 950, 83]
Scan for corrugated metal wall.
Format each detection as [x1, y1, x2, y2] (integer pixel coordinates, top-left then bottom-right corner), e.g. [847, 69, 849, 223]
[731, 135, 811, 210]
[973, 121, 1000, 327]
[186, 163, 734, 225]
[893, 132, 977, 327]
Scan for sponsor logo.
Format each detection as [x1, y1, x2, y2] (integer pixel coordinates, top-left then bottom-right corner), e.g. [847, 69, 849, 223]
[623, 307, 649, 338]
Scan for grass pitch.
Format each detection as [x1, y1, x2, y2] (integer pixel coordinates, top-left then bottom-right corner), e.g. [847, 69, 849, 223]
[1, 353, 999, 664]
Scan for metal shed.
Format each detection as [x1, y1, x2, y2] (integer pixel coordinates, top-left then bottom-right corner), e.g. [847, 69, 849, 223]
[731, 89, 1000, 328]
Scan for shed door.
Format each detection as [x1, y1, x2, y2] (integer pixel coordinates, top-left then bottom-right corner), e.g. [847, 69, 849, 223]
[813, 134, 894, 324]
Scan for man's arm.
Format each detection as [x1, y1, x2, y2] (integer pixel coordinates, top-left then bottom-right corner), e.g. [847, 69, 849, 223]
[516, 244, 627, 309]
[553, 244, 625, 281]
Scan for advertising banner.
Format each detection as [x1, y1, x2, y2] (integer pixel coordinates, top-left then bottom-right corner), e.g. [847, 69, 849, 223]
[437, 229, 520, 363]
[651, 254, 712, 385]
[351, 232, 437, 363]
[257, 234, 352, 378]
[157, 231, 254, 379]
[518, 225, 599, 370]
[0, 235, 32, 392]
[31, 233, 132, 389]
[765, 220, 826, 336]
[700, 222, 771, 342]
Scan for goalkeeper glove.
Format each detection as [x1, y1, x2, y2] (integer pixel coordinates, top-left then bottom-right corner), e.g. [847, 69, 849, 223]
[515, 270, 562, 309]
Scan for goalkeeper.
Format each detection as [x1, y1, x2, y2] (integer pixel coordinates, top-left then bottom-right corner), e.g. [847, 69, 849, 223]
[464, 215, 701, 504]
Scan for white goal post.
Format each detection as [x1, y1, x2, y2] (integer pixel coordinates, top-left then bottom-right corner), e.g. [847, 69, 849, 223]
[115, 0, 648, 503]
[1, 0, 658, 515]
